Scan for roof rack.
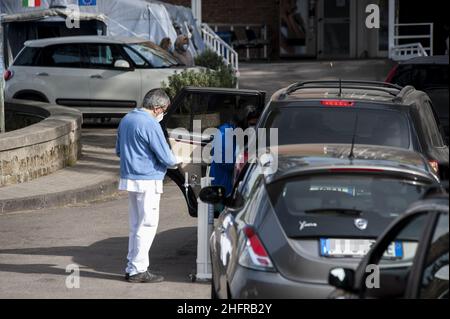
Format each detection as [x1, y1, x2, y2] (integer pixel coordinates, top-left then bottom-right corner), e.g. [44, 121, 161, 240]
[285, 80, 403, 97]
[393, 85, 416, 102]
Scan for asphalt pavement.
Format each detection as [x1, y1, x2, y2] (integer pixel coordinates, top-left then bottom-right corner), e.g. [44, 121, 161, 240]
[0, 182, 208, 299]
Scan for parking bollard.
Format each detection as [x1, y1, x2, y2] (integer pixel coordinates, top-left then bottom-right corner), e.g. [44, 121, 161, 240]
[191, 168, 214, 282]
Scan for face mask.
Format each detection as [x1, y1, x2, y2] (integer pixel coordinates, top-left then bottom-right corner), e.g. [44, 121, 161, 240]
[156, 113, 165, 123]
[183, 44, 189, 51]
[169, 45, 174, 53]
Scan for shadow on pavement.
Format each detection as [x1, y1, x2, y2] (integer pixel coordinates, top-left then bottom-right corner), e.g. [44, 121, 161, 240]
[0, 227, 198, 283]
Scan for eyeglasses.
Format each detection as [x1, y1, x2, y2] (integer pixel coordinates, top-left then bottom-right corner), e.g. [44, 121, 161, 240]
[157, 105, 169, 115]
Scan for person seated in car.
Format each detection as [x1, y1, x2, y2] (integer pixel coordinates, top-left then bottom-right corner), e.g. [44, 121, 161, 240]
[159, 37, 174, 55]
[211, 106, 261, 194]
[173, 35, 195, 67]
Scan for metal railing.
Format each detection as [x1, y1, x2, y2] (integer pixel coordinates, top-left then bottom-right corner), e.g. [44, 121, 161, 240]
[201, 23, 239, 75]
[391, 43, 429, 61]
[392, 23, 434, 60]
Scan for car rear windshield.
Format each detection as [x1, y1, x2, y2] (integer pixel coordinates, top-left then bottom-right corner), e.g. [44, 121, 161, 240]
[268, 174, 429, 219]
[265, 107, 411, 149]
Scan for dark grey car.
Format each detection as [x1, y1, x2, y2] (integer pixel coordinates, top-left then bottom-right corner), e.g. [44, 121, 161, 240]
[200, 144, 439, 299]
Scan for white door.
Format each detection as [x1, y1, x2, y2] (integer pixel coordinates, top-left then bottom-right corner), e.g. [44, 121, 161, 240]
[318, 0, 356, 59]
[86, 44, 140, 108]
[32, 43, 90, 104]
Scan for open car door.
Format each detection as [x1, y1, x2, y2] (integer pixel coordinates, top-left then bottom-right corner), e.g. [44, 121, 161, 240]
[353, 197, 449, 299]
[162, 87, 266, 216]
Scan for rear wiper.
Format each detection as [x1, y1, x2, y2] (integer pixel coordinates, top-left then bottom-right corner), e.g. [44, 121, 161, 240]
[304, 208, 363, 216]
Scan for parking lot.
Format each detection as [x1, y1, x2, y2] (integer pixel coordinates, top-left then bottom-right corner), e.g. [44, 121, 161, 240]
[0, 60, 413, 299]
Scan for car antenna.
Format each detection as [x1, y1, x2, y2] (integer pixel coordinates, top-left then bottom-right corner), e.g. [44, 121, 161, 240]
[349, 114, 359, 161]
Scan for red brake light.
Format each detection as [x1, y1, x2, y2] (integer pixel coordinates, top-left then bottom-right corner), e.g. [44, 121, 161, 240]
[3, 70, 13, 81]
[243, 226, 268, 257]
[321, 100, 354, 107]
[240, 225, 274, 270]
[429, 160, 439, 174]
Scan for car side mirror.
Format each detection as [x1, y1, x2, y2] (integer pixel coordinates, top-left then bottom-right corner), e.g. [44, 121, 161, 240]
[114, 59, 131, 70]
[328, 268, 356, 291]
[199, 186, 227, 205]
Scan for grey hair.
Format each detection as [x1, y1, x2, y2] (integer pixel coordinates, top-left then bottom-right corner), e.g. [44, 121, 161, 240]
[141, 89, 171, 110]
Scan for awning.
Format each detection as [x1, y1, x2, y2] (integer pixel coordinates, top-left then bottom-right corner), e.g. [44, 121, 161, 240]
[0, 8, 105, 23]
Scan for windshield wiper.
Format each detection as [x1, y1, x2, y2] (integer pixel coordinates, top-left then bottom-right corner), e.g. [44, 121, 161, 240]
[304, 208, 363, 216]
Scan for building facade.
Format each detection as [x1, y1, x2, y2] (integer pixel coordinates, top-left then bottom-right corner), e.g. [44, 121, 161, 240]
[164, 0, 447, 60]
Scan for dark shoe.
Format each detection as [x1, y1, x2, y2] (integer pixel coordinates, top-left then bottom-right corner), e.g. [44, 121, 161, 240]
[127, 271, 164, 283]
[125, 273, 130, 280]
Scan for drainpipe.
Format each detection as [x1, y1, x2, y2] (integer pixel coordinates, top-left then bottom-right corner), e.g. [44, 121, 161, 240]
[388, 0, 396, 59]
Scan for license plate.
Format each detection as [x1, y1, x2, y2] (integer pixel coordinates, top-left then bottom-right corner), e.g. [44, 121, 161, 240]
[320, 238, 403, 258]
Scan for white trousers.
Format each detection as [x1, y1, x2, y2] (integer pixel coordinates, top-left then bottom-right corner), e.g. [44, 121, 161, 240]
[126, 188, 162, 276]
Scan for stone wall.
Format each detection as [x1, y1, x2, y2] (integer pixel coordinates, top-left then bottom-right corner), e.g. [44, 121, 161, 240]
[0, 100, 82, 187]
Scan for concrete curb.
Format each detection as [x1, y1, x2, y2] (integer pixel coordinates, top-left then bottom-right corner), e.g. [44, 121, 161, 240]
[0, 178, 119, 214]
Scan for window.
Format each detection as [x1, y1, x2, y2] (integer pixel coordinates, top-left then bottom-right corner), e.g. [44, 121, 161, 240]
[14, 47, 41, 66]
[265, 107, 411, 149]
[87, 44, 126, 68]
[419, 213, 449, 299]
[269, 175, 429, 219]
[38, 44, 83, 68]
[166, 92, 261, 132]
[128, 42, 179, 68]
[123, 46, 147, 67]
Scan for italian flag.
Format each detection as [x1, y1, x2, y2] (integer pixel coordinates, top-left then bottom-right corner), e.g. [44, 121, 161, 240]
[22, 0, 41, 7]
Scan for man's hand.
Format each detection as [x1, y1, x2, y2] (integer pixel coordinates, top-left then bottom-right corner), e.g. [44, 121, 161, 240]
[168, 158, 183, 170]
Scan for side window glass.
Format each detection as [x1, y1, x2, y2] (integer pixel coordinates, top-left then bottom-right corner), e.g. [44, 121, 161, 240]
[166, 92, 261, 132]
[123, 47, 147, 67]
[419, 213, 449, 299]
[166, 93, 210, 131]
[87, 44, 125, 68]
[40, 44, 82, 68]
[240, 166, 261, 200]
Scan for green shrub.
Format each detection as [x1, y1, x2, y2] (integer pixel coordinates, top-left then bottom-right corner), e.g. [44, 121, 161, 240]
[162, 65, 237, 99]
[194, 49, 227, 70]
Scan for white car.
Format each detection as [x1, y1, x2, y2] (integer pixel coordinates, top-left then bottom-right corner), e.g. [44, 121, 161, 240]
[4, 36, 198, 117]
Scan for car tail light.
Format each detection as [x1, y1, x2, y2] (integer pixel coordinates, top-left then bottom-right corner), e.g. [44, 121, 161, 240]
[238, 225, 275, 272]
[321, 100, 354, 107]
[3, 70, 13, 81]
[429, 160, 440, 174]
[385, 64, 399, 83]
